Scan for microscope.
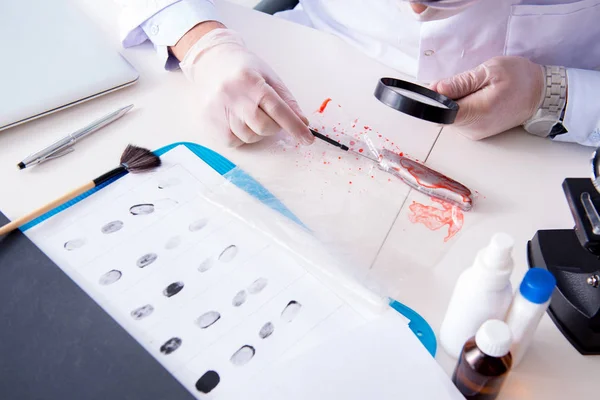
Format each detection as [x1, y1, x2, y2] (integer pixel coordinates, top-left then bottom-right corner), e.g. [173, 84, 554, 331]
[528, 150, 600, 355]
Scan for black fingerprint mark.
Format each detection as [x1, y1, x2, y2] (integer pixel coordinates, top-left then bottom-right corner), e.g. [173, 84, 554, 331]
[232, 290, 247, 307]
[196, 371, 220, 394]
[101, 220, 124, 234]
[189, 218, 208, 232]
[218, 245, 238, 263]
[157, 177, 181, 189]
[98, 270, 122, 286]
[160, 337, 182, 355]
[259, 322, 274, 339]
[129, 203, 155, 215]
[230, 345, 256, 366]
[198, 257, 214, 273]
[164, 235, 182, 250]
[64, 238, 86, 251]
[163, 281, 184, 297]
[130, 304, 154, 320]
[281, 301, 302, 323]
[137, 253, 158, 268]
[195, 311, 221, 329]
[247, 277, 268, 294]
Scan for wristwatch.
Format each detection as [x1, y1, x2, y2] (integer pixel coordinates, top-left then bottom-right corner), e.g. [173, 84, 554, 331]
[523, 65, 568, 138]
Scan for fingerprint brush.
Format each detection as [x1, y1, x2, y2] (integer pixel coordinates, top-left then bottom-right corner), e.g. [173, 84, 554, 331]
[0, 145, 161, 236]
[310, 129, 377, 162]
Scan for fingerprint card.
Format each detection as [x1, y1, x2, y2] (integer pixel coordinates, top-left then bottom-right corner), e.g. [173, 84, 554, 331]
[26, 145, 373, 400]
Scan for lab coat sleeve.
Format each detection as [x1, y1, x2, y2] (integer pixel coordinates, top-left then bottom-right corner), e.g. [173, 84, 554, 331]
[115, 0, 220, 70]
[554, 68, 600, 147]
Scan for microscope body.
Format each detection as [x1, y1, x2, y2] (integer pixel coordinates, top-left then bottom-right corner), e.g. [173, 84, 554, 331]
[528, 178, 600, 354]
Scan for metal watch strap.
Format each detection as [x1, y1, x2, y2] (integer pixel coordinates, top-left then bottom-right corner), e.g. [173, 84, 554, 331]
[524, 65, 568, 137]
[542, 65, 567, 115]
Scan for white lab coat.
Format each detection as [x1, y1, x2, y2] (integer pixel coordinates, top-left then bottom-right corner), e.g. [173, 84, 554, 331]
[116, 0, 600, 146]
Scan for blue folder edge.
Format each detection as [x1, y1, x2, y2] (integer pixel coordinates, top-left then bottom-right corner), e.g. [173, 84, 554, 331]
[20, 141, 436, 357]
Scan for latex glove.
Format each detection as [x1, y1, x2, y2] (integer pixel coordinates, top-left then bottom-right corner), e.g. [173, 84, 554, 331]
[180, 28, 313, 147]
[430, 56, 545, 140]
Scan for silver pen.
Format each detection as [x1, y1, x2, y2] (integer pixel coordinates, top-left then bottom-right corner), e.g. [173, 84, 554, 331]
[17, 104, 134, 169]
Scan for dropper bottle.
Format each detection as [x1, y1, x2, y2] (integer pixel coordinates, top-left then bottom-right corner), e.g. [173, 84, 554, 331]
[440, 233, 515, 358]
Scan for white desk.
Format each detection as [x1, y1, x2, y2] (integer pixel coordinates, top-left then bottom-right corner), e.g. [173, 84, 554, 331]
[370, 127, 598, 399]
[0, 0, 439, 273]
[0, 1, 596, 399]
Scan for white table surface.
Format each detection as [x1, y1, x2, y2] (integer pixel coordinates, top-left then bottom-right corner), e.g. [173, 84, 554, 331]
[369, 126, 599, 399]
[0, 1, 597, 399]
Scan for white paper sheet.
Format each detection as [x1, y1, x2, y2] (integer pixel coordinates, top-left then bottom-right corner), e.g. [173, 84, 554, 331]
[24, 146, 376, 398]
[26, 145, 457, 399]
[240, 309, 465, 400]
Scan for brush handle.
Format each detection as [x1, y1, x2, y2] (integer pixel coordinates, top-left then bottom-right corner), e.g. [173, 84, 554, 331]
[0, 181, 95, 236]
[310, 129, 350, 151]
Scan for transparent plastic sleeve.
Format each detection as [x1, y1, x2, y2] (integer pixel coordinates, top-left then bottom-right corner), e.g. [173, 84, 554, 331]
[201, 98, 479, 305]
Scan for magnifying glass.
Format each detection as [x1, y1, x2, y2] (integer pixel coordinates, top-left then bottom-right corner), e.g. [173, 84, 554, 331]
[374, 77, 459, 124]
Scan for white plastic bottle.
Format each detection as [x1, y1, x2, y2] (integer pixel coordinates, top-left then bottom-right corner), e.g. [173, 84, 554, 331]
[505, 268, 556, 367]
[440, 233, 515, 358]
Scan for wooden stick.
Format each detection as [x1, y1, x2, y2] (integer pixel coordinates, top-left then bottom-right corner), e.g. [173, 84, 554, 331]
[0, 181, 95, 236]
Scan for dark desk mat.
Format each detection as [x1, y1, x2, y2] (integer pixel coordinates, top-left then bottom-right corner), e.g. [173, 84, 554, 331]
[0, 211, 194, 400]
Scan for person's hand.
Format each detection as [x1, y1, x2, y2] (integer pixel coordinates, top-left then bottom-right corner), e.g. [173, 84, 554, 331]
[178, 28, 313, 147]
[430, 56, 545, 140]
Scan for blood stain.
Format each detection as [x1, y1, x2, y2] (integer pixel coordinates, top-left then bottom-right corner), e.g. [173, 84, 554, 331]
[349, 181, 353, 185]
[408, 198, 464, 242]
[318, 98, 332, 113]
[358, 149, 364, 153]
[349, 141, 356, 146]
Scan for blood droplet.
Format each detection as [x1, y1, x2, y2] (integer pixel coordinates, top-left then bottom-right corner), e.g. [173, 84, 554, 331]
[349, 181, 353, 185]
[358, 149, 364, 153]
[399, 152, 404, 157]
[350, 141, 356, 146]
[408, 198, 464, 242]
[318, 98, 332, 113]
[364, 125, 369, 130]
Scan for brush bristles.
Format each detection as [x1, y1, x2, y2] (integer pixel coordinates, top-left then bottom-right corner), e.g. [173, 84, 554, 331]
[120, 144, 161, 173]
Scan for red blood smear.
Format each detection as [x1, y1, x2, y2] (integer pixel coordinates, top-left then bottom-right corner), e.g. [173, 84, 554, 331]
[399, 158, 472, 205]
[408, 198, 464, 242]
[318, 98, 332, 113]
[364, 126, 370, 130]
[358, 149, 364, 153]
[349, 181, 353, 185]
[378, 134, 382, 138]
[350, 141, 356, 146]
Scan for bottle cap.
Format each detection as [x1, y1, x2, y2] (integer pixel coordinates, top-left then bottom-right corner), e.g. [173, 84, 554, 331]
[475, 320, 512, 358]
[483, 233, 514, 271]
[519, 268, 557, 304]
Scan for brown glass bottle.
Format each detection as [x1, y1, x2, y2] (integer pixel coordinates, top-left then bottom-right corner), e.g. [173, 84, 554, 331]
[452, 323, 513, 400]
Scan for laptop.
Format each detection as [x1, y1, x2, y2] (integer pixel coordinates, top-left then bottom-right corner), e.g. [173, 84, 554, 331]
[0, 0, 139, 131]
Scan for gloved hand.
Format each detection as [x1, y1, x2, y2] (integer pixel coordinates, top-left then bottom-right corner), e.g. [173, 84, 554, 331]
[180, 28, 314, 147]
[430, 56, 545, 140]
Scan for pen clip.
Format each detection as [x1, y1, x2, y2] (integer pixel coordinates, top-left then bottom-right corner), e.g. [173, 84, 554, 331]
[41, 146, 75, 163]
